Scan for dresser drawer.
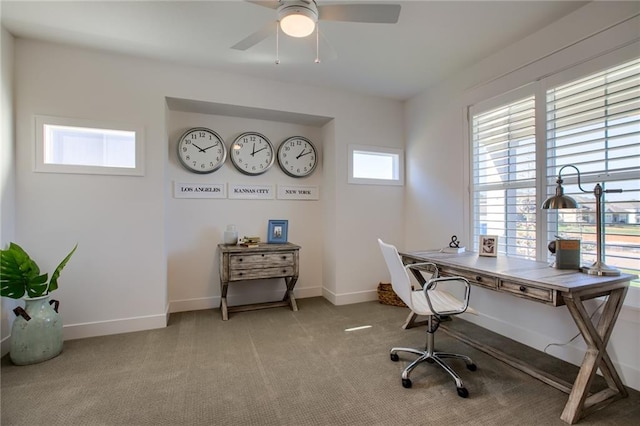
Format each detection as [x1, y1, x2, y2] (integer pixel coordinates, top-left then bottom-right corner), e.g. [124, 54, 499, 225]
[230, 266, 295, 281]
[499, 280, 554, 303]
[230, 252, 295, 269]
[439, 267, 498, 290]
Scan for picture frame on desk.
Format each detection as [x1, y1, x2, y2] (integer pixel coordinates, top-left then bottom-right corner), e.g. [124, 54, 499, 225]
[267, 219, 288, 243]
[479, 235, 498, 257]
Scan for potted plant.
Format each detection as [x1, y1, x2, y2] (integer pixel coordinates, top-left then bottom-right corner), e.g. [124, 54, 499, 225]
[0, 242, 77, 365]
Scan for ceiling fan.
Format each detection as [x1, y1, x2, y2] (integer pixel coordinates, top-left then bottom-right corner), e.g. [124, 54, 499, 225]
[231, 1, 402, 52]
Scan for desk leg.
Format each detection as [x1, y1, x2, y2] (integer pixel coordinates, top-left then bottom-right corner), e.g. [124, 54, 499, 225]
[282, 276, 299, 312]
[560, 287, 628, 424]
[220, 281, 229, 321]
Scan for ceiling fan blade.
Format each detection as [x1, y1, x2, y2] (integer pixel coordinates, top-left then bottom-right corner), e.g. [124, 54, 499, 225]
[246, 1, 280, 10]
[318, 4, 401, 23]
[231, 22, 277, 51]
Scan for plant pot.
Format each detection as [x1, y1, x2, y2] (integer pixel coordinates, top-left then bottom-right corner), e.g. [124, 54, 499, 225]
[10, 295, 63, 365]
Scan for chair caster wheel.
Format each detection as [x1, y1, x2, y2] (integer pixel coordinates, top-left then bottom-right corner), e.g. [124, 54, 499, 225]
[402, 378, 412, 388]
[457, 387, 469, 398]
[467, 363, 477, 371]
[390, 353, 399, 362]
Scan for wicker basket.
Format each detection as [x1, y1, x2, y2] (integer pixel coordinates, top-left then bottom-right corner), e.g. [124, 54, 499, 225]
[377, 282, 407, 307]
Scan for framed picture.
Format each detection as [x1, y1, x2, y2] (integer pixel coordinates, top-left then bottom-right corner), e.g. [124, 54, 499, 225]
[479, 235, 498, 257]
[267, 220, 288, 244]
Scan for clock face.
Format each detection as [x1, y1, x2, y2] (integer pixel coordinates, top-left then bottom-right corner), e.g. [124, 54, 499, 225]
[177, 127, 227, 174]
[277, 136, 318, 178]
[230, 132, 275, 175]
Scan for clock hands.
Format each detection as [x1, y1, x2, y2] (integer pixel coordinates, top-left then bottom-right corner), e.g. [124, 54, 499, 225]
[192, 143, 207, 153]
[193, 142, 219, 153]
[296, 150, 312, 159]
[253, 146, 268, 155]
[201, 142, 218, 151]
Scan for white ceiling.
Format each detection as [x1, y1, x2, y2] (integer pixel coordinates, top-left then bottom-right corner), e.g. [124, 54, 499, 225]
[1, 0, 590, 100]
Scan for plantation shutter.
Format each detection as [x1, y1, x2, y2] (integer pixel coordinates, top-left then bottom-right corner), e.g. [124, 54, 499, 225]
[546, 58, 640, 278]
[471, 95, 537, 259]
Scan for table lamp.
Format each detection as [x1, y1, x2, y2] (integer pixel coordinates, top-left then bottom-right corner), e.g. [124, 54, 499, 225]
[541, 164, 622, 276]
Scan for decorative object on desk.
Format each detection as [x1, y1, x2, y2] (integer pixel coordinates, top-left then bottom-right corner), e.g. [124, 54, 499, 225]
[277, 136, 318, 178]
[230, 132, 274, 176]
[541, 164, 623, 276]
[548, 238, 581, 270]
[478, 235, 498, 257]
[176, 127, 226, 174]
[223, 225, 238, 245]
[267, 220, 288, 243]
[377, 282, 407, 307]
[442, 235, 466, 253]
[1, 242, 77, 365]
[240, 236, 261, 247]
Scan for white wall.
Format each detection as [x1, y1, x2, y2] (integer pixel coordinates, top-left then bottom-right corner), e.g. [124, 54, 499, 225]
[9, 37, 404, 348]
[0, 24, 17, 354]
[405, 1, 640, 391]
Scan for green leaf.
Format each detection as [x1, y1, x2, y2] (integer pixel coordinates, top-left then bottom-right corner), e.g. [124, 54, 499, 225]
[1, 243, 39, 299]
[48, 244, 77, 293]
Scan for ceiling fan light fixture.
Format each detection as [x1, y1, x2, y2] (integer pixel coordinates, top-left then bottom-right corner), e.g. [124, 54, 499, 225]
[278, 2, 318, 38]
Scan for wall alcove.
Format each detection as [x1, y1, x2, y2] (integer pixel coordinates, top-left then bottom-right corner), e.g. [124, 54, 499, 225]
[165, 97, 333, 313]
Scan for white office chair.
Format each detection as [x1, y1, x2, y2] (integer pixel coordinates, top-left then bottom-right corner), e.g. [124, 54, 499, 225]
[378, 239, 477, 398]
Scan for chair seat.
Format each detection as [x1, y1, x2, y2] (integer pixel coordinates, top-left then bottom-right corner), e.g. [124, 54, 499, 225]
[410, 290, 477, 316]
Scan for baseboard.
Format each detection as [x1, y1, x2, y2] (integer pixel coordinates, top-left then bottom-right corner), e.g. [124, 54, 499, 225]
[62, 313, 167, 341]
[1, 335, 10, 358]
[322, 288, 378, 306]
[464, 311, 640, 392]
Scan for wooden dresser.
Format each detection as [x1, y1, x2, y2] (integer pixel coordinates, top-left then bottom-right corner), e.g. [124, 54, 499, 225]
[217, 242, 300, 320]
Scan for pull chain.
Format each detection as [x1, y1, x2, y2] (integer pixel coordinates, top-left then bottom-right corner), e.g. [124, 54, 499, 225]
[275, 21, 280, 65]
[315, 22, 320, 64]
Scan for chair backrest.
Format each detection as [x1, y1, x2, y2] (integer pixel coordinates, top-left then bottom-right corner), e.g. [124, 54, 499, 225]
[378, 239, 414, 310]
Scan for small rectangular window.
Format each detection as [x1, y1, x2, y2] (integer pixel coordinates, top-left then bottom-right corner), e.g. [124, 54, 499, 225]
[348, 145, 404, 186]
[35, 115, 144, 176]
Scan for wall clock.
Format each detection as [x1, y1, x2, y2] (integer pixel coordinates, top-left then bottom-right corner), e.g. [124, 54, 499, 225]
[230, 132, 275, 175]
[177, 127, 227, 174]
[277, 136, 318, 178]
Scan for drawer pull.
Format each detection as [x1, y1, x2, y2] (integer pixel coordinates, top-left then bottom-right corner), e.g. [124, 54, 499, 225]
[282, 256, 287, 260]
[519, 286, 526, 292]
[476, 276, 482, 282]
[282, 270, 287, 273]
[238, 272, 243, 276]
[238, 258, 243, 262]
[262, 254, 265, 257]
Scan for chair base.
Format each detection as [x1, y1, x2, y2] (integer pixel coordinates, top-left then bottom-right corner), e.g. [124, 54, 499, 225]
[390, 345, 476, 398]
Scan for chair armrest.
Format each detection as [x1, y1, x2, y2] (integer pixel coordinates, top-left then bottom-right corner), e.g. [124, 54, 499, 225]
[405, 262, 439, 279]
[423, 276, 471, 317]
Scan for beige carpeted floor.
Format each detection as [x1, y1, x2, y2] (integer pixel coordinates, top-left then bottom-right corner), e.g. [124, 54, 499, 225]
[1, 297, 638, 425]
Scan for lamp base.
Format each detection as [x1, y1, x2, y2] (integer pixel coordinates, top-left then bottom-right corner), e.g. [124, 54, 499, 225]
[580, 262, 621, 276]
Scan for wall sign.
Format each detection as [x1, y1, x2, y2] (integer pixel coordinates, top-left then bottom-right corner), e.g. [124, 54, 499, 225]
[228, 184, 275, 200]
[174, 182, 226, 199]
[277, 185, 319, 200]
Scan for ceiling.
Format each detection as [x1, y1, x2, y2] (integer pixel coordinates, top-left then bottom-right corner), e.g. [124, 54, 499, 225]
[1, 0, 590, 100]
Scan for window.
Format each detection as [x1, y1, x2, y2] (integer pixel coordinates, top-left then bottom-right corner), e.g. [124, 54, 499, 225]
[470, 57, 640, 288]
[545, 58, 640, 281]
[471, 93, 537, 259]
[35, 115, 144, 176]
[348, 145, 404, 185]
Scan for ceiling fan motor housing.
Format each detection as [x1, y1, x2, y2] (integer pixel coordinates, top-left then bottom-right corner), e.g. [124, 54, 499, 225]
[278, 1, 319, 37]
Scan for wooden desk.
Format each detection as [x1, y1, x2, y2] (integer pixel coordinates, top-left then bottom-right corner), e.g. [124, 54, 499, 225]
[400, 250, 636, 425]
[218, 243, 300, 321]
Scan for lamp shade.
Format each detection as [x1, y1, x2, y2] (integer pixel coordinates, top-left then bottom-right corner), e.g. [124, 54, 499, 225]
[541, 194, 579, 210]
